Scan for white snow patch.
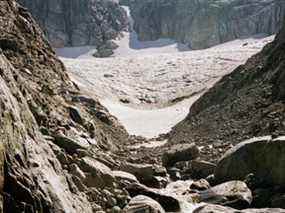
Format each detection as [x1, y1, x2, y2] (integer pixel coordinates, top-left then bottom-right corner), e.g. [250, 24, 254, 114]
[56, 46, 96, 59]
[100, 95, 201, 138]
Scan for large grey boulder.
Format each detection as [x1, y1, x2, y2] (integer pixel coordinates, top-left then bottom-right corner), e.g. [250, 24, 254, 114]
[19, 0, 128, 47]
[130, 0, 285, 49]
[215, 136, 285, 186]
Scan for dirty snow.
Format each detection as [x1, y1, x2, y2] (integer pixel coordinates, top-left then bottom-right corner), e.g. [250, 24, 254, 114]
[58, 6, 274, 139]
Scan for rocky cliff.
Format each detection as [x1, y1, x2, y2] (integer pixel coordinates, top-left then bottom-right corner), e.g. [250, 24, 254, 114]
[0, 0, 132, 212]
[18, 0, 128, 48]
[169, 16, 285, 162]
[130, 0, 285, 49]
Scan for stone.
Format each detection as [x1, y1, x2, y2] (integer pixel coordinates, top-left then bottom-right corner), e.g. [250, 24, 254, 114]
[215, 136, 285, 187]
[80, 157, 115, 188]
[124, 195, 165, 213]
[54, 134, 90, 154]
[70, 164, 86, 180]
[167, 167, 181, 181]
[162, 143, 200, 167]
[189, 160, 216, 179]
[113, 171, 138, 183]
[196, 181, 252, 209]
[193, 204, 285, 213]
[190, 179, 210, 191]
[68, 106, 84, 124]
[126, 183, 180, 212]
[120, 162, 166, 185]
[111, 206, 121, 213]
[165, 180, 193, 196]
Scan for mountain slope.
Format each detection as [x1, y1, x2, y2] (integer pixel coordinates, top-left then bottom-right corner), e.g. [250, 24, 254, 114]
[0, 0, 129, 212]
[169, 18, 285, 162]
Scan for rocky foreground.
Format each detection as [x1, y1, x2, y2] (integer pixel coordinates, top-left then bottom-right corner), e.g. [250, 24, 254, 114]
[129, 0, 285, 49]
[0, 0, 285, 213]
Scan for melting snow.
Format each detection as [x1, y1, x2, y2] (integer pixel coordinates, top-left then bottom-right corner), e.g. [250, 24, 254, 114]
[57, 6, 274, 139]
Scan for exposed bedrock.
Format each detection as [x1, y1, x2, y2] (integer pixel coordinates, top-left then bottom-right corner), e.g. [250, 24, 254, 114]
[130, 0, 285, 49]
[18, 0, 128, 48]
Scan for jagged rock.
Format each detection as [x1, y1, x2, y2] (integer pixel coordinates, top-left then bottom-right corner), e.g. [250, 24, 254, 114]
[195, 181, 252, 209]
[130, 0, 285, 49]
[0, 0, 130, 211]
[126, 183, 180, 212]
[70, 164, 86, 180]
[80, 157, 115, 188]
[68, 106, 84, 124]
[215, 136, 285, 186]
[19, 0, 128, 48]
[54, 134, 90, 154]
[162, 143, 200, 167]
[124, 195, 166, 213]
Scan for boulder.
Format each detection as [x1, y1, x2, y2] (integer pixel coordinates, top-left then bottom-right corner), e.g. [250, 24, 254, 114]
[162, 143, 200, 167]
[120, 162, 166, 185]
[190, 179, 210, 191]
[124, 195, 165, 213]
[126, 183, 180, 212]
[193, 204, 285, 213]
[196, 181, 252, 209]
[54, 134, 90, 154]
[79, 157, 115, 188]
[215, 136, 285, 187]
[189, 160, 216, 179]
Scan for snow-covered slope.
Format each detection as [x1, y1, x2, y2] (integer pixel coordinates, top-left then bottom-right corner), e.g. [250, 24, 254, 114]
[58, 6, 274, 139]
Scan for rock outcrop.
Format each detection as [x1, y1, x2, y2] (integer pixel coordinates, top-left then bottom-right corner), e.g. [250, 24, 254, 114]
[169, 17, 285, 162]
[214, 136, 285, 186]
[18, 0, 128, 48]
[0, 0, 130, 212]
[130, 0, 285, 49]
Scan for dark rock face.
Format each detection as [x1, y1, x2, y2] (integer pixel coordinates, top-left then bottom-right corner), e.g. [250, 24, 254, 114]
[130, 0, 285, 49]
[18, 0, 128, 47]
[0, 0, 130, 212]
[169, 18, 285, 162]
